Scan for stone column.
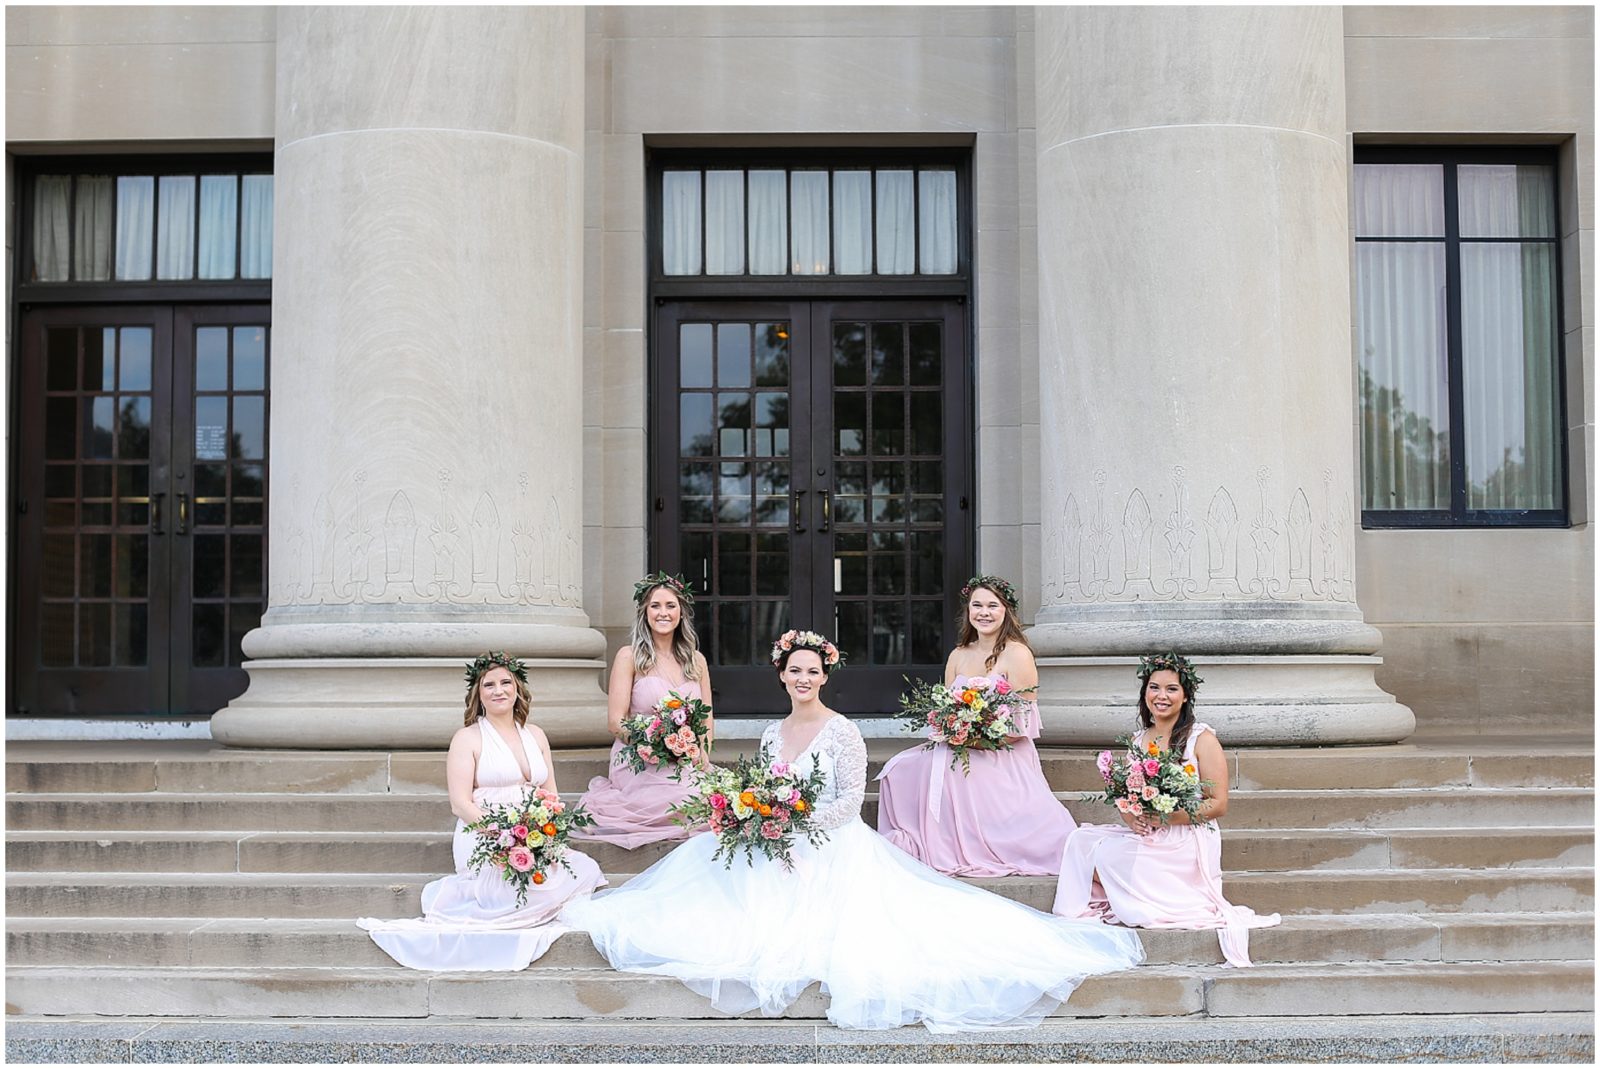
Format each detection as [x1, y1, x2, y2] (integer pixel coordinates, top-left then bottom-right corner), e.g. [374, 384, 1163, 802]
[211, 7, 608, 748]
[1030, 7, 1415, 744]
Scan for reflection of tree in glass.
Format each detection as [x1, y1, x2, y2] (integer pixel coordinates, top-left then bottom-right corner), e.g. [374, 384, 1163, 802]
[1359, 367, 1450, 509]
[116, 398, 149, 457]
[754, 323, 790, 386]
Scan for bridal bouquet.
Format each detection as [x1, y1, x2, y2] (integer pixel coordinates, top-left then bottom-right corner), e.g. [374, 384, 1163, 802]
[617, 689, 712, 781]
[1085, 735, 1210, 825]
[672, 746, 828, 870]
[893, 675, 1037, 774]
[463, 788, 595, 905]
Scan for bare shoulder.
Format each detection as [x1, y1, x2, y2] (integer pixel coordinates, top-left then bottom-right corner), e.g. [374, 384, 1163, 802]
[523, 721, 551, 748]
[1192, 727, 1225, 757]
[448, 724, 482, 753]
[997, 641, 1038, 672]
[692, 650, 711, 674]
[611, 645, 635, 671]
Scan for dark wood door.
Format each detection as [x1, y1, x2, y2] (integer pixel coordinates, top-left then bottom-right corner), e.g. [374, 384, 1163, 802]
[652, 300, 970, 714]
[13, 304, 269, 716]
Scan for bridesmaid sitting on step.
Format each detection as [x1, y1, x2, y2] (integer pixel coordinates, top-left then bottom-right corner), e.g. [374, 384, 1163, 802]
[1052, 652, 1279, 967]
[877, 575, 1076, 876]
[358, 651, 605, 970]
[573, 572, 714, 850]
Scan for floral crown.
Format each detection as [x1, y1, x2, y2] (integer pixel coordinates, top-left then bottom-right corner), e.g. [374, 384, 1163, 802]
[1138, 652, 1203, 694]
[464, 651, 528, 687]
[633, 571, 694, 606]
[961, 574, 1019, 610]
[770, 629, 845, 674]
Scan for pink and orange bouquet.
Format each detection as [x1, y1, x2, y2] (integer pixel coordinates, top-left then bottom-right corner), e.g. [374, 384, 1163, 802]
[893, 675, 1037, 774]
[1085, 734, 1210, 825]
[463, 788, 595, 905]
[617, 689, 713, 781]
[671, 746, 828, 870]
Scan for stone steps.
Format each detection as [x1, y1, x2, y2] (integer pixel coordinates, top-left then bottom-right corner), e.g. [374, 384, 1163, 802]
[8, 824, 1591, 874]
[8, 913, 1593, 970]
[6, 961, 1594, 1020]
[8, 867, 1593, 919]
[11, 786, 1594, 833]
[9, 741, 1593, 794]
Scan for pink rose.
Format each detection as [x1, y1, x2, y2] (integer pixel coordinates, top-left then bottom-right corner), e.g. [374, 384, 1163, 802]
[769, 760, 792, 778]
[637, 743, 654, 761]
[784, 787, 801, 805]
[760, 821, 783, 840]
[995, 678, 1012, 695]
[546, 799, 564, 815]
[1096, 750, 1114, 773]
[646, 717, 662, 739]
[1127, 767, 1145, 791]
[664, 734, 686, 756]
[645, 751, 660, 765]
[685, 742, 701, 760]
[1115, 798, 1138, 814]
[497, 830, 515, 848]
[1143, 758, 1161, 776]
[774, 807, 791, 825]
[512, 824, 529, 840]
[506, 846, 534, 872]
[671, 708, 689, 726]
[1141, 785, 1159, 801]
[534, 788, 560, 806]
[951, 727, 970, 745]
[710, 792, 728, 809]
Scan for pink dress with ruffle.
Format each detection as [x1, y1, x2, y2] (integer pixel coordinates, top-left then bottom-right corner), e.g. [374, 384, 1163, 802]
[876, 673, 1077, 877]
[1051, 722, 1281, 967]
[572, 673, 706, 850]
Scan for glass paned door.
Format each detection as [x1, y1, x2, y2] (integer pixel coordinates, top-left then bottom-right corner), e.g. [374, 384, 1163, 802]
[14, 305, 269, 716]
[654, 300, 969, 714]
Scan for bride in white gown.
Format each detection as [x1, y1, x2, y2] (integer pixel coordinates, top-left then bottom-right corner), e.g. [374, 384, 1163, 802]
[561, 631, 1144, 1032]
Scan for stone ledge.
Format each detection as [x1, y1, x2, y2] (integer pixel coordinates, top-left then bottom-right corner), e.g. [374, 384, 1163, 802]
[5, 1013, 1594, 1064]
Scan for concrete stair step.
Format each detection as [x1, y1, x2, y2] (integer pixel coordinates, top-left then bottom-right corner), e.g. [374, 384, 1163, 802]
[8, 913, 1592, 970]
[8, 867, 1591, 919]
[8, 740, 1592, 795]
[10, 787, 1594, 832]
[6, 1012, 1595, 1063]
[8, 825, 1591, 874]
[5, 961, 1593, 1019]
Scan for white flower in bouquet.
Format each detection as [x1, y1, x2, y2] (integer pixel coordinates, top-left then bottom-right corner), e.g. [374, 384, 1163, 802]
[1151, 794, 1177, 813]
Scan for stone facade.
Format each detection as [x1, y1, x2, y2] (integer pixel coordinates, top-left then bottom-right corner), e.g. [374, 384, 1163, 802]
[5, 5, 1593, 742]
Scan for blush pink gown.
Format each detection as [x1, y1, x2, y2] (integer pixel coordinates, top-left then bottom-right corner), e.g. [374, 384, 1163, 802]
[571, 673, 706, 850]
[358, 719, 606, 970]
[1051, 722, 1280, 967]
[876, 673, 1076, 876]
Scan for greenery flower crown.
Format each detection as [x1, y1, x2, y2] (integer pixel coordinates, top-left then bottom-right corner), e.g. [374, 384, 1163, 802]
[634, 571, 695, 606]
[464, 651, 528, 687]
[770, 629, 845, 674]
[961, 574, 1019, 610]
[1138, 652, 1204, 694]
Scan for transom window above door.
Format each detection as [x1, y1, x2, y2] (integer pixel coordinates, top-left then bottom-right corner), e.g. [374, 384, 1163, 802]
[28, 167, 273, 284]
[653, 150, 966, 279]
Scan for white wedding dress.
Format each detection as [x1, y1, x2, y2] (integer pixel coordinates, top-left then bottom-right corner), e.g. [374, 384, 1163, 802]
[561, 715, 1144, 1031]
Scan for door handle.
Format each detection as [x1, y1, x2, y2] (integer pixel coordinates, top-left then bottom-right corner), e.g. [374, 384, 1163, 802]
[176, 492, 190, 536]
[151, 492, 166, 535]
[818, 489, 831, 533]
[792, 489, 807, 533]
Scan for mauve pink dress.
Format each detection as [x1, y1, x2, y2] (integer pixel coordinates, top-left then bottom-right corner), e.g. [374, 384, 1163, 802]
[1051, 722, 1280, 967]
[876, 673, 1076, 876]
[572, 673, 707, 850]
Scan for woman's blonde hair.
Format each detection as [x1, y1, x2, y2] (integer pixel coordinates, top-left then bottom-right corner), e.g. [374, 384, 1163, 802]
[630, 581, 702, 681]
[462, 666, 532, 728]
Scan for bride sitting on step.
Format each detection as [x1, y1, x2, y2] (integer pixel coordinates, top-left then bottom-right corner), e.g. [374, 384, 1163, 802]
[358, 652, 605, 970]
[1052, 652, 1279, 967]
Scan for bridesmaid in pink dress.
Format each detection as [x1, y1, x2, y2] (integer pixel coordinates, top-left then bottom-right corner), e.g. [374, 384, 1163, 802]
[877, 575, 1076, 876]
[359, 652, 605, 970]
[573, 573, 714, 850]
[1053, 653, 1280, 967]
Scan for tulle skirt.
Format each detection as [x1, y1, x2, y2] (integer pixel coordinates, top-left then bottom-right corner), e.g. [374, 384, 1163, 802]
[560, 819, 1144, 1031]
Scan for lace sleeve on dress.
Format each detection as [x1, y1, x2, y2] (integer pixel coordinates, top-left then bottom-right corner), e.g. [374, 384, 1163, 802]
[810, 718, 868, 832]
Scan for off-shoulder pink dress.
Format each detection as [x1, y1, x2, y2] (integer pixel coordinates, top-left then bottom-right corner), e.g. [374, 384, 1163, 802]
[876, 673, 1076, 876]
[572, 673, 706, 850]
[1051, 722, 1280, 967]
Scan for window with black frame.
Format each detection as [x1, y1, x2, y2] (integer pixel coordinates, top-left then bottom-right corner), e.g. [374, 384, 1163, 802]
[1353, 149, 1566, 528]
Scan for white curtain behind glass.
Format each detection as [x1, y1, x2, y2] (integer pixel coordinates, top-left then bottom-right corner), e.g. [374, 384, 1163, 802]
[790, 171, 829, 274]
[1458, 165, 1555, 238]
[918, 170, 957, 274]
[74, 176, 113, 281]
[833, 171, 872, 275]
[199, 175, 239, 279]
[115, 176, 155, 280]
[662, 171, 702, 276]
[876, 170, 914, 274]
[748, 170, 787, 275]
[157, 176, 196, 280]
[31, 176, 71, 281]
[1353, 164, 1445, 237]
[240, 175, 274, 279]
[705, 170, 744, 275]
